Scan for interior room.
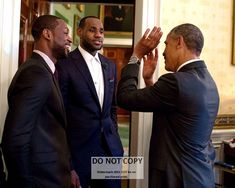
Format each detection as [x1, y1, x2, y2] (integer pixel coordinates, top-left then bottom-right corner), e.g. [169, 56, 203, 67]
[1, 0, 235, 188]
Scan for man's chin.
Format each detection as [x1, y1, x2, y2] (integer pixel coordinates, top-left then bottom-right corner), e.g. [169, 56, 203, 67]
[53, 47, 69, 60]
[56, 52, 68, 60]
[94, 45, 102, 51]
[66, 46, 71, 53]
[64, 48, 70, 57]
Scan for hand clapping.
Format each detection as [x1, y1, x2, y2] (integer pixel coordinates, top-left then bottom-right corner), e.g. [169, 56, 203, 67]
[133, 27, 163, 60]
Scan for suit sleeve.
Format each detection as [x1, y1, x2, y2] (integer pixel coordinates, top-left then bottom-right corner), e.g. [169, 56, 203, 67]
[2, 65, 51, 187]
[117, 63, 178, 112]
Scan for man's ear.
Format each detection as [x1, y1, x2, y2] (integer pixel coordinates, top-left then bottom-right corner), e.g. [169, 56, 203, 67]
[42, 28, 52, 40]
[176, 35, 184, 49]
[77, 28, 81, 37]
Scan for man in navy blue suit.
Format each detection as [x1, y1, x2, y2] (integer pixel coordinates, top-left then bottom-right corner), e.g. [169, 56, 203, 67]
[57, 16, 123, 188]
[117, 24, 219, 188]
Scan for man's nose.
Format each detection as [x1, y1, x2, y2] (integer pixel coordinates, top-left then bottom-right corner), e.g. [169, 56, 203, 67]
[94, 31, 102, 37]
[68, 36, 72, 43]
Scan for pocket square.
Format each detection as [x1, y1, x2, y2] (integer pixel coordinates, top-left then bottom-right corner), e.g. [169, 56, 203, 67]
[109, 77, 114, 82]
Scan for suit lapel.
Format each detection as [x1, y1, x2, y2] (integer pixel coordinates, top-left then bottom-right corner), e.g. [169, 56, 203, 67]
[99, 55, 109, 112]
[53, 76, 67, 116]
[71, 49, 101, 109]
[31, 53, 67, 126]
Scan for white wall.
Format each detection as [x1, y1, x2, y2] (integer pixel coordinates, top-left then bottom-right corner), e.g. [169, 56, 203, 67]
[0, 0, 20, 139]
[130, 0, 161, 188]
[158, 0, 235, 114]
[0, 1, 234, 188]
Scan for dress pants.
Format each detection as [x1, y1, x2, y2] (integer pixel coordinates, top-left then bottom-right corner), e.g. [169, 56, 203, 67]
[79, 133, 121, 188]
[149, 169, 167, 188]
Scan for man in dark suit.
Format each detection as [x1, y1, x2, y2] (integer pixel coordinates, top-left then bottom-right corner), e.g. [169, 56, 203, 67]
[56, 16, 123, 188]
[1, 15, 73, 188]
[117, 24, 219, 188]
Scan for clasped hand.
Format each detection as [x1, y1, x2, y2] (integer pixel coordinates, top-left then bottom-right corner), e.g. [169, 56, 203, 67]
[133, 26, 163, 60]
[133, 27, 163, 86]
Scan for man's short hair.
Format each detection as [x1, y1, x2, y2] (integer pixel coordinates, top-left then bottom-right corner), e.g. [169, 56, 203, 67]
[169, 23, 204, 56]
[78, 16, 99, 28]
[31, 15, 61, 41]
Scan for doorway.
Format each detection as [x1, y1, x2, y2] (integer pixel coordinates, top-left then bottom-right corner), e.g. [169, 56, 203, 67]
[19, 1, 135, 187]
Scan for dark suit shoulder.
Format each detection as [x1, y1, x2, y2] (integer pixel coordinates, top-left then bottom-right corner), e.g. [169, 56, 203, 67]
[67, 48, 82, 61]
[9, 61, 53, 98]
[178, 60, 206, 72]
[56, 57, 74, 73]
[57, 49, 80, 68]
[158, 73, 176, 83]
[19, 54, 52, 74]
[156, 73, 178, 94]
[18, 60, 51, 79]
[98, 53, 115, 64]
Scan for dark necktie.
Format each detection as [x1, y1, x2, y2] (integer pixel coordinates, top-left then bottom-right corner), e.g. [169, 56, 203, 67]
[54, 69, 58, 81]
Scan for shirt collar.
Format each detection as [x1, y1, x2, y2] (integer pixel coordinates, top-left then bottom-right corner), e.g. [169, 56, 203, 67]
[177, 58, 201, 72]
[33, 50, 56, 73]
[78, 45, 100, 64]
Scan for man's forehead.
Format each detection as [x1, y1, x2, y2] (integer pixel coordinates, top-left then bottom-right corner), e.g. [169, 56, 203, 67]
[58, 20, 69, 28]
[85, 18, 103, 27]
[164, 35, 170, 43]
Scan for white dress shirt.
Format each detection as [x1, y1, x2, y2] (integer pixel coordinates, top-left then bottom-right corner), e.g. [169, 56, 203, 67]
[78, 46, 104, 109]
[33, 50, 56, 73]
[177, 58, 201, 72]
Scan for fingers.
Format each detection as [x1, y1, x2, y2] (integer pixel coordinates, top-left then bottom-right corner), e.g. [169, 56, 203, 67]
[133, 26, 162, 59]
[142, 28, 151, 39]
[154, 48, 158, 61]
[147, 27, 159, 38]
[143, 56, 146, 63]
[148, 51, 154, 58]
[145, 52, 153, 62]
[142, 26, 163, 42]
[146, 27, 162, 41]
[144, 50, 157, 63]
[70, 170, 80, 188]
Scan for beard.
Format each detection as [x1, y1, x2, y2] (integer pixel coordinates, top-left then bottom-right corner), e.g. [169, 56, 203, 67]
[82, 39, 103, 54]
[52, 41, 69, 60]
